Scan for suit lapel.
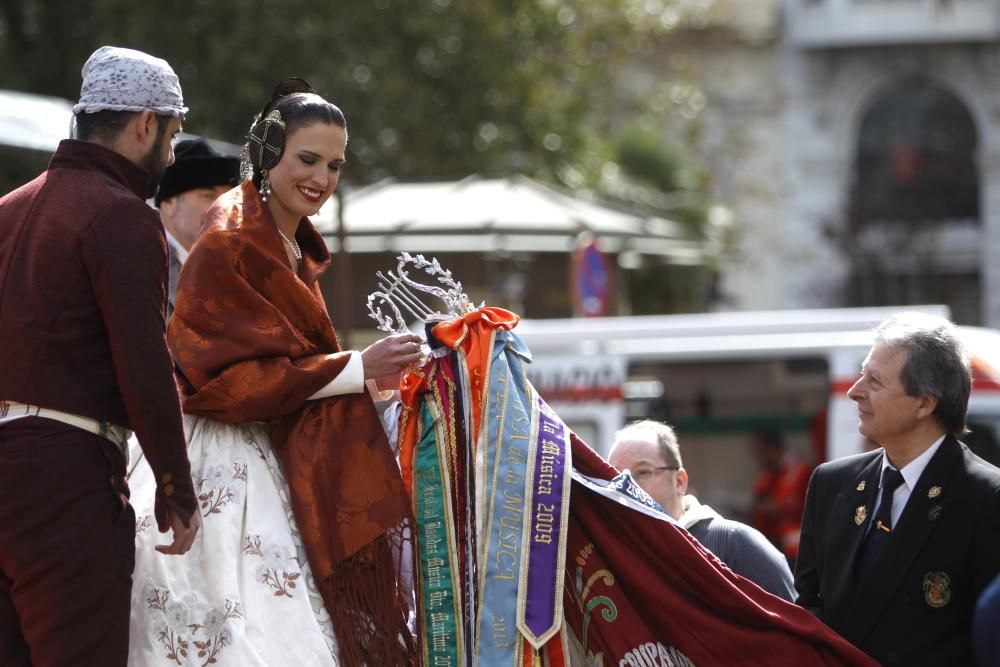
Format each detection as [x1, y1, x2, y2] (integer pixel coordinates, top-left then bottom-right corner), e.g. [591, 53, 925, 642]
[825, 455, 883, 628]
[842, 436, 961, 644]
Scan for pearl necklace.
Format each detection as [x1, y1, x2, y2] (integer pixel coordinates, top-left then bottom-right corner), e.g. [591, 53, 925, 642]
[275, 226, 302, 263]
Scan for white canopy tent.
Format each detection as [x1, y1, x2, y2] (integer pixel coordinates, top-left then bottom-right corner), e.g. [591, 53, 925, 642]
[314, 175, 707, 264]
[0, 90, 75, 152]
[0, 89, 241, 156]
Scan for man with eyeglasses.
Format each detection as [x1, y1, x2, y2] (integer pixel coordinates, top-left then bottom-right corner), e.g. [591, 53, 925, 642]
[609, 419, 795, 601]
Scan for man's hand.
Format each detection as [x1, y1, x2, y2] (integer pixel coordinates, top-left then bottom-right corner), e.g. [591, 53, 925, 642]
[155, 507, 201, 555]
[362, 333, 423, 379]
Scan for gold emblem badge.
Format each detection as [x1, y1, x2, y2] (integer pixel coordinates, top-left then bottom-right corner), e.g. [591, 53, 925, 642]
[856, 481, 866, 492]
[928, 486, 942, 499]
[923, 572, 951, 608]
[855, 505, 867, 526]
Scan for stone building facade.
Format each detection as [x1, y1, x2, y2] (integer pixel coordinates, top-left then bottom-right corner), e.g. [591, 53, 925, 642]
[635, 0, 1000, 325]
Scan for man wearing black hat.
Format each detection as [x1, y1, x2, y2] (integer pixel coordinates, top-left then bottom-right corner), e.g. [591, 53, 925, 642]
[155, 138, 240, 317]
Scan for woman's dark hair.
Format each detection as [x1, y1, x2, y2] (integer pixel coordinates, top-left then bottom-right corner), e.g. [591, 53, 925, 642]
[244, 78, 347, 189]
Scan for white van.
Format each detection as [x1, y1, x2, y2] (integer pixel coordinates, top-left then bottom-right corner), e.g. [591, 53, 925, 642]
[517, 306, 1000, 516]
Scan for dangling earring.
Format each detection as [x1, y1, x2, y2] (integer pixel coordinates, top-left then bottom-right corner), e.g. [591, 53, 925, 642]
[260, 170, 272, 202]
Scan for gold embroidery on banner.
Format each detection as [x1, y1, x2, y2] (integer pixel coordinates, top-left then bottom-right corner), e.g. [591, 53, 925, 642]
[475, 361, 525, 655]
[567, 542, 616, 662]
[426, 370, 467, 662]
[516, 390, 573, 648]
[515, 393, 543, 639]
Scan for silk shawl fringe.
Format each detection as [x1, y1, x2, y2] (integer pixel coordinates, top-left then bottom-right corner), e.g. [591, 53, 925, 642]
[322, 531, 418, 666]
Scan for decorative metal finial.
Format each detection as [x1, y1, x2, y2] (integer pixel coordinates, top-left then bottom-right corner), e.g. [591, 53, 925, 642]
[366, 253, 478, 333]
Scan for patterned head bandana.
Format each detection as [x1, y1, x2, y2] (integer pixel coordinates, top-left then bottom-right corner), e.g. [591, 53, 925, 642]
[72, 46, 188, 117]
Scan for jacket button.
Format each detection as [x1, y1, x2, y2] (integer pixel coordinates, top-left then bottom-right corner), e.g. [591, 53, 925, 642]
[163, 483, 175, 497]
[161, 472, 173, 484]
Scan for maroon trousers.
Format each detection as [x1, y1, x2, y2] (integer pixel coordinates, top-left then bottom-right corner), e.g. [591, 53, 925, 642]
[0, 418, 134, 667]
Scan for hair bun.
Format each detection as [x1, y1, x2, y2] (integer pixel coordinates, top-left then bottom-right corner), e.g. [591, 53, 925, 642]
[271, 77, 315, 102]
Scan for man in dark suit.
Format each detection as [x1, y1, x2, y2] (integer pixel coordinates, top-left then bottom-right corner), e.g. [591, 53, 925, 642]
[795, 311, 1000, 666]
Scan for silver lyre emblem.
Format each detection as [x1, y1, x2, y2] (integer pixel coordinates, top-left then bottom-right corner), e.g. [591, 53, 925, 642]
[367, 252, 477, 334]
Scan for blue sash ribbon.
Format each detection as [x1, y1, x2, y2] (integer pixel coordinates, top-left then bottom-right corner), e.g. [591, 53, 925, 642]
[476, 330, 533, 666]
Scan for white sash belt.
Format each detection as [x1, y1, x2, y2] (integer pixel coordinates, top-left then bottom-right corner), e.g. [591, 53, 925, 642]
[0, 400, 131, 464]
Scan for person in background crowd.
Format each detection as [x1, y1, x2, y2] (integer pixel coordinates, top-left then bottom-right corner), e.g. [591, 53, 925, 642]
[0, 46, 199, 667]
[974, 571, 1000, 666]
[609, 419, 796, 601]
[750, 427, 811, 563]
[154, 138, 240, 317]
[795, 311, 1000, 666]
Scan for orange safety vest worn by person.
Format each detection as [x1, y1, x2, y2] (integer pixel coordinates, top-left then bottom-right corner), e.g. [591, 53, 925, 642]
[750, 428, 812, 561]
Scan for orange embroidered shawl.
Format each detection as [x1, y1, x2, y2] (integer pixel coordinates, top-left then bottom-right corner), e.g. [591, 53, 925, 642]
[169, 181, 414, 665]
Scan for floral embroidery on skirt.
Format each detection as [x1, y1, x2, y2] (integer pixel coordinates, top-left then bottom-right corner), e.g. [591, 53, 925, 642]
[128, 417, 339, 666]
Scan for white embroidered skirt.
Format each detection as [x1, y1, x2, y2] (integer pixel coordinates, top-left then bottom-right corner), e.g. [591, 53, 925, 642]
[126, 416, 339, 666]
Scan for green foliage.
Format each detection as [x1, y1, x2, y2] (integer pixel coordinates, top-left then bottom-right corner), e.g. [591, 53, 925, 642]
[571, 122, 713, 237]
[0, 0, 684, 187]
[615, 124, 685, 193]
[626, 262, 714, 315]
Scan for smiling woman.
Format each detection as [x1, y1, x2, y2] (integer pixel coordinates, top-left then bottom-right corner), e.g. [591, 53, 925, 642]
[266, 121, 347, 251]
[125, 79, 422, 667]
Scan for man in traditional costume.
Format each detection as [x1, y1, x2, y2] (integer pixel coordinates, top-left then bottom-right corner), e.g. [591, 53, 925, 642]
[0, 46, 200, 666]
[154, 138, 240, 318]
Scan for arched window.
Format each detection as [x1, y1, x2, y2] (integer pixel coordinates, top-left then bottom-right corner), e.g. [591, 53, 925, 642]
[853, 80, 978, 224]
[843, 79, 981, 323]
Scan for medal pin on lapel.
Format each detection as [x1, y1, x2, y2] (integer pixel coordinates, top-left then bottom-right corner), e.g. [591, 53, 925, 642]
[923, 572, 951, 608]
[928, 486, 942, 499]
[856, 481, 866, 491]
[855, 505, 867, 526]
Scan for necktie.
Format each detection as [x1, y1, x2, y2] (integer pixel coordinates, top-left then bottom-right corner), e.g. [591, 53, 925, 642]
[856, 467, 905, 578]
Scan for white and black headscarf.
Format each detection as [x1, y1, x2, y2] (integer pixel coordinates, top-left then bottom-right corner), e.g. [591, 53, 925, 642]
[72, 45, 188, 117]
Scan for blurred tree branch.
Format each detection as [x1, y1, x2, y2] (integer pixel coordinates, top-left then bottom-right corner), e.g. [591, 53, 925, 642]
[0, 0, 700, 190]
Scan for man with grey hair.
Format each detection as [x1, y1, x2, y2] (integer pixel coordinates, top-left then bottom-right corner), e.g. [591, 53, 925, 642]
[609, 419, 796, 600]
[0, 46, 199, 665]
[795, 311, 1000, 666]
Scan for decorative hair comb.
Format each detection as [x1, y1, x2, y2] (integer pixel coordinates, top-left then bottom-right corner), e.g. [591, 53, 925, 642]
[367, 252, 478, 333]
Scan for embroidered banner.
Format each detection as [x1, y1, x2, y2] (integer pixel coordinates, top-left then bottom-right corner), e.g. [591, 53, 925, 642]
[563, 454, 879, 667]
